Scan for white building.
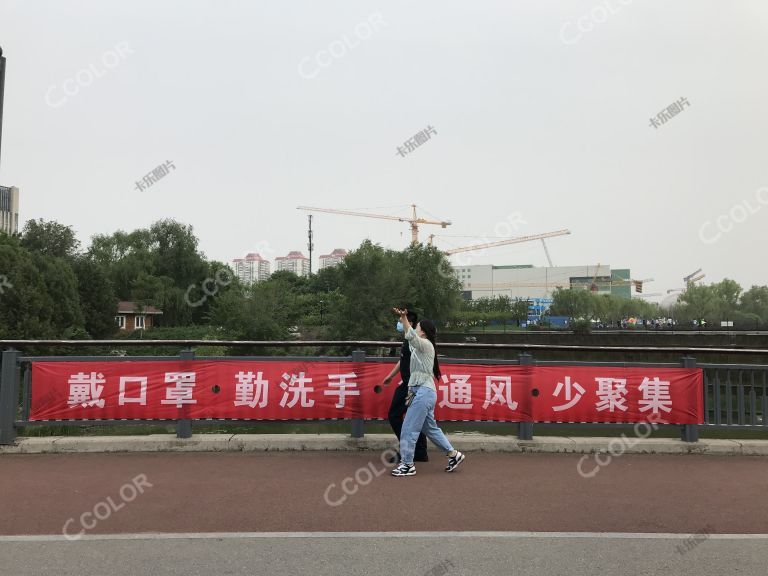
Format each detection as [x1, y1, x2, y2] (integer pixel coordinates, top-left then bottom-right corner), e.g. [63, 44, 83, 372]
[0, 185, 19, 235]
[319, 248, 348, 269]
[455, 264, 632, 301]
[276, 251, 310, 277]
[233, 252, 271, 284]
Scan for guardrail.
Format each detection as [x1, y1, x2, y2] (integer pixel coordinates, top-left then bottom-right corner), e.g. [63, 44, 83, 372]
[1, 341, 767, 446]
[1, 339, 768, 354]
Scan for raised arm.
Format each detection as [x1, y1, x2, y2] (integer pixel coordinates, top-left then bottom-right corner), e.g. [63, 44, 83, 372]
[393, 308, 412, 332]
[393, 308, 428, 352]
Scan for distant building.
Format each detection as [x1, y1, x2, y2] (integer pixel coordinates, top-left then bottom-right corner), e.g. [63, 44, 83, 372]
[115, 301, 163, 331]
[0, 185, 19, 235]
[455, 264, 632, 302]
[233, 252, 271, 284]
[319, 248, 348, 269]
[276, 251, 310, 277]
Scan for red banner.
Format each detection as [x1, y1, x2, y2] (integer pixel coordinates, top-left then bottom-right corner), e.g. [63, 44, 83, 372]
[30, 361, 703, 424]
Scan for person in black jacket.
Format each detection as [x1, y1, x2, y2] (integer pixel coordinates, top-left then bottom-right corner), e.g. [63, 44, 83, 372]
[381, 308, 428, 462]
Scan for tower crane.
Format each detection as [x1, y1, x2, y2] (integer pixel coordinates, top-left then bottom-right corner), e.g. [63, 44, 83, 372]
[684, 268, 706, 284]
[297, 204, 451, 245]
[428, 229, 571, 256]
[590, 263, 602, 292]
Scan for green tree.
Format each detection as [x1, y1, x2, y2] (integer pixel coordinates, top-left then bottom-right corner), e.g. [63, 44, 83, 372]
[328, 241, 409, 340]
[739, 285, 768, 326]
[207, 280, 301, 342]
[675, 284, 719, 324]
[549, 288, 593, 319]
[20, 219, 81, 259]
[402, 243, 462, 322]
[0, 237, 58, 338]
[30, 253, 84, 336]
[511, 299, 531, 326]
[712, 279, 742, 320]
[87, 219, 213, 327]
[324, 241, 462, 340]
[71, 257, 118, 338]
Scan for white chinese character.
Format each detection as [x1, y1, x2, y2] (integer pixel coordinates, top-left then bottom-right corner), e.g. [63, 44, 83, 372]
[439, 375, 473, 409]
[233, 371, 268, 408]
[595, 377, 628, 412]
[325, 373, 360, 409]
[161, 372, 197, 407]
[279, 372, 315, 408]
[638, 376, 672, 414]
[482, 376, 518, 410]
[67, 372, 106, 408]
[553, 376, 585, 412]
[118, 376, 147, 406]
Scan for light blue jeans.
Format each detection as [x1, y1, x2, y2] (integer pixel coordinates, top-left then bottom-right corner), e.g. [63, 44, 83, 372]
[400, 386, 454, 465]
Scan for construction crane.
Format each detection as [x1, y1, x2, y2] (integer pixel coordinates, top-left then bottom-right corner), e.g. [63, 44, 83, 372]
[589, 263, 602, 292]
[297, 204, 451, 245]
[541, 239, 554, 266]
[428, 229, 571, 256]
[664, 269, 705, 297]
[684, 268, 706, 284]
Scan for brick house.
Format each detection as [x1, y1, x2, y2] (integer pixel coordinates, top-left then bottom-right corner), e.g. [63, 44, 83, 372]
[115, 301, 163, 331]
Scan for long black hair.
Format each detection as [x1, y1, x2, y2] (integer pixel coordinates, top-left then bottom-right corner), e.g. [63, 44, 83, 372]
[418, 319, 441, 380]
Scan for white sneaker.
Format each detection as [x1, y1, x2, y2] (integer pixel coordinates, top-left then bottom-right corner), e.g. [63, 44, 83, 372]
[391, 463, 416, 477]
[445, 451, 465, 472]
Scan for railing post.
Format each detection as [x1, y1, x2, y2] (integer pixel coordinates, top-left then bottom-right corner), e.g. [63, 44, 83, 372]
[681, 355, 699, 443]
[351, 349, 365, 438]
[517, 352, 534, 441]
[0, 348, 20, 445]
[176, 348, 195, 439]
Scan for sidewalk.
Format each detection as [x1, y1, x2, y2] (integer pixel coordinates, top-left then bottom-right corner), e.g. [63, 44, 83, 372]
[2, 433, 767, 455]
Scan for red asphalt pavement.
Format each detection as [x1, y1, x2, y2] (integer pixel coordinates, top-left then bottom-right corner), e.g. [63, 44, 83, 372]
[1, 452, 767, 536]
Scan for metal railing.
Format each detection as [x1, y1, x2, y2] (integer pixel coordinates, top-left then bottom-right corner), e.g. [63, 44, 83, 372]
[1, 341, 767, 446]
[1, 338, 767, 354]
[702, 364, 768, 427]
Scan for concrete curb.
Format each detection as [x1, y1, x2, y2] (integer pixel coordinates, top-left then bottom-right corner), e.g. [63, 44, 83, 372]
[1, 434, 767, 455]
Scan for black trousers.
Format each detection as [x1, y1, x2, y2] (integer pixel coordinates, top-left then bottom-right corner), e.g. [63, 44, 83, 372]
[388, 383, 428, 459]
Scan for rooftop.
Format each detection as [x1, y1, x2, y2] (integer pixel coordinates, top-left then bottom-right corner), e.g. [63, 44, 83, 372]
[117, 301, 163, 315]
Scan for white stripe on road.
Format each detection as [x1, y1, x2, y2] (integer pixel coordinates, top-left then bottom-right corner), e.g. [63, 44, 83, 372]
[1, 531, 767, 542]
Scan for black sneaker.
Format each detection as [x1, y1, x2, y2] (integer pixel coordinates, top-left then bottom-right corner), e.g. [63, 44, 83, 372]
[445, 451, 465, 472]
[391, 463, 416, 477]
[387, 450, 401, 464]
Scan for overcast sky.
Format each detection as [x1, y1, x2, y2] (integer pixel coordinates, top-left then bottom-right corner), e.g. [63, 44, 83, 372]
[1, 0, 767, 299]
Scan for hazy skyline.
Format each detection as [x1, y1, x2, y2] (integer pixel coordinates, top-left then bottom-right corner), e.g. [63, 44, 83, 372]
[1, 0, 767, 300]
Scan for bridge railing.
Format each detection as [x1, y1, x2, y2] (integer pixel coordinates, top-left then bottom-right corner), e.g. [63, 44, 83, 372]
[1, 340, 767, 446]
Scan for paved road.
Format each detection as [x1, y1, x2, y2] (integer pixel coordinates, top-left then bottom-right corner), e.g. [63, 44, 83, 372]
[2, 452, 767, 534]
[1, 533, 767, 576]
[1, 452, 767, 575]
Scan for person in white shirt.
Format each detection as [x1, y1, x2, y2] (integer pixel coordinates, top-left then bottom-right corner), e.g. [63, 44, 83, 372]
[390, 307, 466, 477]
